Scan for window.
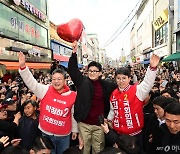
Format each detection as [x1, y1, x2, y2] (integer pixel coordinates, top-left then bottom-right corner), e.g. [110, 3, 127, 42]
[155, 23, 168, 47]
[137, 24, 143, 38]
[137, 44, 142, 54]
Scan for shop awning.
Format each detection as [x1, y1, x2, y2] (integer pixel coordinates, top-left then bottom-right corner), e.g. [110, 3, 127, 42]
[60, 61, 84, 68]
[140, 59, 150, 64]
[53, 54, 69, 62]
[0, 61, 51, 70]
[162, 52, 180, 62]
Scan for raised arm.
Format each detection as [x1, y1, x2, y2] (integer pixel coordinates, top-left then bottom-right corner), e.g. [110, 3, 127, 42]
[18, 52, 26, 68]
[67, 41, 84, 88]
[136, 54, 160, 101]
[18, 52, 48, 99]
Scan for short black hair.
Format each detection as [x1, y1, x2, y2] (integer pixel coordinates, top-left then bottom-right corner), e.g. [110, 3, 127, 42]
[153, 83, 160, 89]
[98, 147, 125, 154]
[160, 88, 176, 97]
[22, 99, 38, 109]
[88, 61, 102, 71]
[31, 136, 54, 152]
[116, 134, 140, 154]
[63, 146, 82, 154]
[115, 67, 131, 77]
[164, 103, 180, 115]
[152, 96, 176, 109]
[52, 68, 66, 78]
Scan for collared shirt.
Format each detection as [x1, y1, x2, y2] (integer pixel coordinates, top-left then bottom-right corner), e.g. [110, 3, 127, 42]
[118, 84, 131, 92]
[157, 118, 165, 126]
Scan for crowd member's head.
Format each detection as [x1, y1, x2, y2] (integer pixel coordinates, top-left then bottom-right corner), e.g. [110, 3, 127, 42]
[160, 88, 176, 98]
[98, 147, 125, 154]
[2, 98, 17, 111]
[0, 104, 7, 120]
[0, 93, 6, 102]
[26, 92, 33, 99]
[115, 67, 131, 89]
[51, 68, 66, 92]
[1, 145, 28, 154]
[87, 61, 102, 81]
[152, 96, 177, 120]
[116, 135, 140, 154]
[30, 136, 54, 154]
[151, 83, 160, 93]
[155, 76, 161, 84]
[63, 146, 82, 154]
[148, 83, 160, 102]
[22, 99, 38, 119]
[164, 103, 180, 134]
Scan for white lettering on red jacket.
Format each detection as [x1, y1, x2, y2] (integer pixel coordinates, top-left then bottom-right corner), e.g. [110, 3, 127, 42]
[110, 85, 144, 135]
[107, 67, 157, 136]
[39, 86, 76, 135]
[19, 67, 77, 136]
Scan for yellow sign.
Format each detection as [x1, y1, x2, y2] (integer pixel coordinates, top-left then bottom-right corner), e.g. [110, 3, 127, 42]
[153, 9, 168, 30]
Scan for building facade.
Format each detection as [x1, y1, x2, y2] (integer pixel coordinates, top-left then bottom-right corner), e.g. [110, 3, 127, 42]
[130, 0, 178, 63]
[49, 21, 72, 62]
[174, 0, 180, 53]
[0, 0, 52, 70]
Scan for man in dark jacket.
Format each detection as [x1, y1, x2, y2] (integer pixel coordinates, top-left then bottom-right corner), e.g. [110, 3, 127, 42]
[0, 103, 21, 140]
[68, 41, 117, 154]
[18, 99, 41, 151]
[154, 103, 180, 154]
[143, 96, 177, 154]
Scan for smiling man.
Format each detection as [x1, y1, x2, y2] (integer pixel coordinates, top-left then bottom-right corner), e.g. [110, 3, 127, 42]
[18, 52, 78, 154]
[68, 41, 117, 154]
[107, 54, 160, 153]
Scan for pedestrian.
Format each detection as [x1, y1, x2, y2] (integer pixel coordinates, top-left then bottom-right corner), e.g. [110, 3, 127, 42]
[2, 97, 17, 122]
[18, 52, 78, 154]
[30, 136, 55, 154]
[107, 54, 160, 152]
[18, 99, 41, 151]
[101, 122, 140, 154]
[153, 103, 180, 154]
[143, 96, 177, 154]
[68, 41, 117, 154]
[0, 103, 21, 140]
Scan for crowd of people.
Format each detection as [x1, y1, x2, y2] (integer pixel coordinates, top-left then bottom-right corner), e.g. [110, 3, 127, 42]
[0, 42, 179, 154]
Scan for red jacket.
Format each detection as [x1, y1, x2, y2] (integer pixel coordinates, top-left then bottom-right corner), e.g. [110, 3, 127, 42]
[39, 86, 76, 135]
[110, 84, 145, 136]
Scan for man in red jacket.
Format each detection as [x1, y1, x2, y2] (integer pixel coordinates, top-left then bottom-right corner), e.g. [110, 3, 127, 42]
[107, 54, 160, 151]
[18, 52, 78, 154]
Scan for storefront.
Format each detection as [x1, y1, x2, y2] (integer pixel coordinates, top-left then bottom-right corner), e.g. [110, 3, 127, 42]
[0, 1, 52, 71]
[50, 39, 72, 62]
[0, 37, 52, 70]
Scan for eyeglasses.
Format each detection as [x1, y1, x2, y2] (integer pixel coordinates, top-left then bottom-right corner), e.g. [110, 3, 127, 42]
[116, 77, 127, 82]
[88, 70, 100, 73]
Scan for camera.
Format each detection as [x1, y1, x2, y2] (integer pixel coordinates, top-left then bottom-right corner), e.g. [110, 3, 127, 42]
[98, 114, 104, 126]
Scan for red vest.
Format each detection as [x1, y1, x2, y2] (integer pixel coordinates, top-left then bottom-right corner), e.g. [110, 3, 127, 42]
[39, 86, 76, 135]
[110, 85, 145, 135]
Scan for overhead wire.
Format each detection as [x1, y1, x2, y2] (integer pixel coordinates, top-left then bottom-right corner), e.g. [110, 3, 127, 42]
[103, 0, 142, 48]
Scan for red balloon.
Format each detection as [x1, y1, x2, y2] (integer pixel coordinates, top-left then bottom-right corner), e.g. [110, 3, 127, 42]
[57, 18, 83, 43]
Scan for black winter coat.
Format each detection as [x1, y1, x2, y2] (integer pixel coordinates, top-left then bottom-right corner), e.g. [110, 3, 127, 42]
[68, 53, 117, 122]
[153, 123, 180, 154]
